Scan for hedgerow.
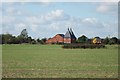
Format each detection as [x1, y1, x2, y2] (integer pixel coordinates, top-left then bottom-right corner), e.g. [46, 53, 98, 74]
[62, 44, 105, 49]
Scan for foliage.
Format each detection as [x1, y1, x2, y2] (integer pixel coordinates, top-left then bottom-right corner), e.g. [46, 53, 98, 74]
[109, 37, 118, 44]
[0, 29, 119, 45]
[1, 33, 33, 44]
[36, 38, 47, 44]
[103, 37, 118, 45]
[77, 35, 88, 43]
[62, 44, 105, 49]
[2, 34, 15, 44]
[40, 38, 47, 44]
[19, 29, 28, 38]
[103, 37, 110, 44]
[1, 29, 37, 44]
[0, 35, 2, 44]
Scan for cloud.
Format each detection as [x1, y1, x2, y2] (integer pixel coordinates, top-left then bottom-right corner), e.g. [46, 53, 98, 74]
[30, 24, 39, 32]
[2, 16, 16, 24]
[96, 2, 118, 15]
[14, 23, 27, 32]
[82, 18, 98, 25]
[2, 2, 118, 38]
[75, 18, 105, 37]
[24, 9, 70, 36]
[47, 10, 64, 20]
[63, 17, 118, 38]
[103, 21, 118, 32]
[81, 18, 105, 30]
[25, 9, 70, 25]
[2, 3, 29, 16]
[2, 9, 70, 37]
[26, 16, 42, 24]
[97, 5, 109, 13]
[5, 7, 16, 14]
[45, 9, 70, 21]
[49, 23, 60, 30]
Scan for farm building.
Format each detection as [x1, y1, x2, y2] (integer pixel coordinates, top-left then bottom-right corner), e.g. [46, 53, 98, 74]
[64, 28, 76, 43]
[46, 28, 76, 44]
[92, 37, 101, 44]
[46, 34, 64, 44]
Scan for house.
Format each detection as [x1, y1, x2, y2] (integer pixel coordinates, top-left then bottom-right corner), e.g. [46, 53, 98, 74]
[64, 28, 76, 43]
[92, 37, 101, 44]
[46, 28, 76, 44]
[46, 34, 64, 44]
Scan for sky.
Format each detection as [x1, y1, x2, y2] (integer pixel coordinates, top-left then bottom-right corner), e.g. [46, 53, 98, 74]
[1, 1, 118, 39]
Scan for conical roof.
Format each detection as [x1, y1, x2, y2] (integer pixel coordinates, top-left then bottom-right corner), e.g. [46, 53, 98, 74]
[69, 28, 76, 39]
[64, 28, 71, 38]
[64, 28, 76, 39]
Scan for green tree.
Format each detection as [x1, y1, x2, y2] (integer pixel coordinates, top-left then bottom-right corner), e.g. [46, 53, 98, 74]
[17, 29, 29, 43]
[2, 34, 13, 44]
[31, 39, 36, 44]
[109, 37, 118, 44]
[40, 38, 47, 44]
[103, 37, 110, 44]
[37, 38, 41, 44]
[77, 35, 88, 43]
[118, 39, 120, 44]
[0, 34, 2, 44]
[27, 37, 33, 44]
[20, 29, 28, 38]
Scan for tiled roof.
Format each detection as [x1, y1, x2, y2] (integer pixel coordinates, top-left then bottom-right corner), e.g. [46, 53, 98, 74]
[58, 34, 64, 38]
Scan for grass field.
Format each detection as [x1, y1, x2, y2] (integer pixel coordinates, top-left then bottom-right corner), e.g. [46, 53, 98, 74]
[2, 44, 118, 78]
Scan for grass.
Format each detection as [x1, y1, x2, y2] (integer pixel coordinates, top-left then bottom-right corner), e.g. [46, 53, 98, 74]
[2, 44, 118, 78]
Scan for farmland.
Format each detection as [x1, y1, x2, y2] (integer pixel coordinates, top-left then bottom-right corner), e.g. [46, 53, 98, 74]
[2, 44, 118, 78]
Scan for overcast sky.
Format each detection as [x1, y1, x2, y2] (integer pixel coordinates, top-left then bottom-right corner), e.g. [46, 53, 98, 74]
[1, 2, 118, 39]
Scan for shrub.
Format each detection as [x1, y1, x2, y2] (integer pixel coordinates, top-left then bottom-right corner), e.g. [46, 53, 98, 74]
[62, 44, 105, 49]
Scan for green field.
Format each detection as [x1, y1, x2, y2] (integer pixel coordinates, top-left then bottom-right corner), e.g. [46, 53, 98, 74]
[2, 44, 118, 78]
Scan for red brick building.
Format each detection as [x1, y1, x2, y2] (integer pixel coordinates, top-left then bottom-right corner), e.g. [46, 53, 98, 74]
[46, 28, 76, 44]
[64, 28, 76, 43]
[46, 34, 64, 44]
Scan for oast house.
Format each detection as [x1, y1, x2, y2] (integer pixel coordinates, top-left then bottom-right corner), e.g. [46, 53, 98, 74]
[46, 28, 76, 44]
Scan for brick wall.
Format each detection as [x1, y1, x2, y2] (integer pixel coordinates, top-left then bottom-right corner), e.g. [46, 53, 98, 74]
[46, 34, 64, 44]
[64, 38, 71, 43]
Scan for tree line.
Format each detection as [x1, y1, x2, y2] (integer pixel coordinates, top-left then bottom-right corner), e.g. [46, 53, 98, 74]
[76, 35, 119, 45]
[0, 29, 120, 45]
[0, 29, 47, 44]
